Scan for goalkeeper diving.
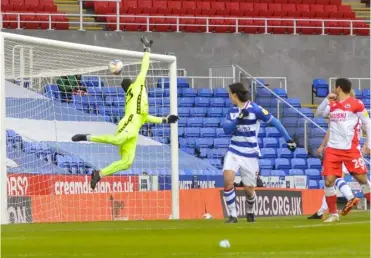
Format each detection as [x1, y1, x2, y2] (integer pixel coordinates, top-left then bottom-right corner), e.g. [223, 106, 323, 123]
[71, 36, 178, 190]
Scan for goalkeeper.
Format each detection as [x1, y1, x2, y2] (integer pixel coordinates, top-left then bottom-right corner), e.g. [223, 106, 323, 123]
[71, 36, 178, 190]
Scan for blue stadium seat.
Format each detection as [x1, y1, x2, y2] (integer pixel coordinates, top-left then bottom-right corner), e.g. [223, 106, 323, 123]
[258, 138, 263, 148]
[299, 108, 314, 118]
[87, 87, 103, 96]
[148, 88, 166, 97]
[56, 155, 70, 170]
[291, 158, 307, 169]
[105, 96, 115, 106]
[213, 88, 228, 98]
[152, 127, 170, 137]
[216, 128, 231, 138]
[198, 88, 213, 97]
[183, 147, 196, 155]
[289, 169, 304, 176]
[72, 95, 88, 104]
[197, 138, 214, 149]
[294, 148, 309, 158]
[102, 87, 120, 96]
[194, 97, 210, 107]
[260, 122, 268, 128]
[178, 107, 190, 117]
[275, 158, 290, 170]
[305, 169, 321, 180]
[255, 98, 271, 107]
[319, 180, 325, 189]
[277, 148, 293, 158]
[207, 108, 223, 117]
[353, 89, 362, 99]
[186, 138, 197, 148]
[44, 84, 61, 99]
[151, 137, 169, 144]
[203, 117, 220, 127]
[210, 98, 225, 107]
[262, 137, 278, 148]
[271, 170, 286, 176]
[178, 127, 184, 137]
[225, 98, 233, 107]
[208, 159, 222, 169]
[260, 169, 271, 176]
[273, 88, 288, 98]
[184, 127, 200, 137]
[261, 148, 277, 159]
[178, 118, 187, 127]
[363, 99, 370, 109]
[187, 117, 203, 127]
[148, 106, 157, 116]
[256, 87, 271, 97]
[283, 108, 300, 118]
[199, 148, 209, 158]
[307, 158, 322, 170]
[158, 107, 170, 116]
[309, 138, 323, 148]
[182, 88, 197, 97]
[312, 78, 328, 97]
[259, 159, 274, 169]
[363, 89, 370, 98]
[312, 118, 328, 128]
[308, 180, 318, 189]
[258, 128, 266, 138]
[178, 97, 195, 107]
[209, 148, 228, 158]
[310, 128, 326, 138]
[200, 128, 216, 138]
[222, 108, 229, 117]
[191, 107, 207, 117]
[286, 98, 301, 108]
[214, 138, 230, 148]
[162, 97, 170, 107]
[270, 98, 287, 108]
[111, 96, 125, 107]
[278, 138, 287, 148]
[282, 118, 297, 128]
[265, 127, 280, 138]
[179, 137, 187, 148]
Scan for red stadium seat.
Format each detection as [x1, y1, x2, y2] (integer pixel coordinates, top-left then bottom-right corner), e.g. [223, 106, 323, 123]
[270, 4, 286, 16]
[22, 15, 40, 29]
[284, 4, 299, 17]
[289, 0, 302, 4]
[165, 15, 177, 32]
[121, 0, 137, 14]
[315, 0, 330, 4]
[282, 20, 294, 34]
[53, 15, 69, 30]
[329, 0, 341, 5]
[303, 0, 316, 4]
[324, 21, 340, 35]
[210, 18, 235, 33]
[297, 20, 314, 34]
[274, 0, 289, 4]
[25, 0, 40, 12]
[337, 20, 351, 35]
[84, 1, 94, 9]
[4, 14, 18, 29]
[310, 20, 323, 34]
[179, 16, 195, 32]
[168, 1, 183, 15]
[297, 4, 311, 18]
[183, 1, 200, 15]
[198, 2, 215, 16]
[94, 2, 114, 14]
[227, 2, 244, 17]
[36, 14, 49, 30]
[43, 4, 58, 13]
[153, 1, 169, 15]
[255, 3, 273, 17]
[149, 15, 168, 32]
[138, 0, 153, 14]
[241, 3, 256, 16]
[11, 0, 24, 12]
[239, 19, 257, 34]
[353, 21, 370, 36]
[267, 19, 283, 34]
[211, 2, 229, 16]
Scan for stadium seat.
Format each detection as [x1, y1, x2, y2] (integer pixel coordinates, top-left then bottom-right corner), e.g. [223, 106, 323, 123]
[209, 148, 228, 159]
[207, 108, 223, 117]
[178, 127, 184, 137]
[289, 169, 304, 176]
[190, 107, 207, 117]
[278, 138, 287, 148]
[273, 88, 288, 98]
[271, 170, 286, 176]
[178, 107, 190, 117]
[286, 98, 301, 108]
[187, 117, 203, 127]
[178, 137, 187, 148]
[299, 108, 314, 118]
[184, 127, 200, 138]
[222, 108, 229, 117]
[200, 128, 216, 138]
[262, 137, 279, 148]
[213, 88, 229, 98]
[291, 158, 307, 169]
[260, 169, 271, 176]
[363, 89, 370, 98]
[179, 97, 195, 107]
[308, 180, 318, 189]
[196, 138, 214, 149]
[293, 148, 309, 158]
[258, 128, 266, 138]
[310, 128, 326, 138]
[307, 158, 322, 170]
[319, 180, 325, 189]
[198, 88, 213, 97]
[275, 158, 290, 170]
[208, 159, 222, 169]
[199, 148, 209, 158]
[305, 169, 321, 180]
[312, 117, 328, 128]
[216, 128, 231, 138]
[152, 127, 170, 137]
[265, 127, 280, 138]
[261, 148, 277, 159]
[185, 138, 197, 148]
[183, 147, 196, 155]
[209, 98, 225, 107]
[194, 97, 210, 107]
[182, 88, 197, 97]
[203, 117, 220, 127]
[312, 78, 329, 97]
[282, 118, 297, 128]
[277, 148, 294, 159]
[259, 159, 274, 169]
[214, 138, 230, 148]
[224, 98, 233, 108]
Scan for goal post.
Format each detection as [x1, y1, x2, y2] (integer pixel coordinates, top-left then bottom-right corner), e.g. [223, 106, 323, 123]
[0, 32, 179, 224]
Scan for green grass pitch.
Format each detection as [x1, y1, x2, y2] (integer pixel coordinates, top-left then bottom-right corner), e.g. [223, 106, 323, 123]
[2, 212, 370, 258]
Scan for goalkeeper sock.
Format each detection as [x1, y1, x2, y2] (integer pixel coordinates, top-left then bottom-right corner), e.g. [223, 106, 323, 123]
[224, 188, 237, 218]
[246, 192, 256, 214]
[335, 178, 354, 201]
[318, 195, 328, 216]
[324, 186, 338, 215]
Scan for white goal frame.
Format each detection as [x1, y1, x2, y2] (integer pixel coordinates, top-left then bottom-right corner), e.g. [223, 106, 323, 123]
[0, 32, 179, 224]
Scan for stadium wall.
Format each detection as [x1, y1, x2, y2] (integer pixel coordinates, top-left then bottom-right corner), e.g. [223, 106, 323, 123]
[7, 30, 370, 103]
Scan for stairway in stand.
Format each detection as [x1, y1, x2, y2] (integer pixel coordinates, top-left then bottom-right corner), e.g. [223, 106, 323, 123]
[53, 0, 104, 30]
[343, 1, 370, 24]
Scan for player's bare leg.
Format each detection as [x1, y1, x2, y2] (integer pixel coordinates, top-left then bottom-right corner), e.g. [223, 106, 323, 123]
[324, 175, 340, 223]
[223, 170, 238, 223]
[244, 185, 256, 222]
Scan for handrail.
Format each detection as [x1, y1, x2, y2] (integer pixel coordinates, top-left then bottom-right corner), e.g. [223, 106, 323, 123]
[1, 12, 370, 35]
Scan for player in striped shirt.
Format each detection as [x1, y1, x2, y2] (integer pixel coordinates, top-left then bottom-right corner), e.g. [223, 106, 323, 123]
[222, 82, 296, 223]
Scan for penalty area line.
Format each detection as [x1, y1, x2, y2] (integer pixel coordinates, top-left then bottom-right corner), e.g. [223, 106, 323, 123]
[294, 221, 370, 228]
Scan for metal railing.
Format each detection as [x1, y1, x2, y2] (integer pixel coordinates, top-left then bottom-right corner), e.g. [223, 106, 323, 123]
[329, 77, 371, 91]
[1, 12, 370, 35]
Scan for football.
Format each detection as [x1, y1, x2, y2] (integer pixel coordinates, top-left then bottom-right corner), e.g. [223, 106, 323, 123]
[108, 59, 123, 74]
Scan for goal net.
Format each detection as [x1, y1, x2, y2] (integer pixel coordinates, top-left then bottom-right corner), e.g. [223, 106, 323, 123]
[1, 32, 184, 224]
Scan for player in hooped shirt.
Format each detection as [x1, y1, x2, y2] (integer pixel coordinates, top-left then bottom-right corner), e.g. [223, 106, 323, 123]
[316, 78, 371, 223]
[222, 82, 296, 223]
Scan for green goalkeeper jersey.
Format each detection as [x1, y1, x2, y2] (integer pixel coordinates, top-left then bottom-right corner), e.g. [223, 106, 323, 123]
[124, 52, 150, 121]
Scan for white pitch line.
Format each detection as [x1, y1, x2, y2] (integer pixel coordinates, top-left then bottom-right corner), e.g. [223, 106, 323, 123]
[295, 221, 370, 228]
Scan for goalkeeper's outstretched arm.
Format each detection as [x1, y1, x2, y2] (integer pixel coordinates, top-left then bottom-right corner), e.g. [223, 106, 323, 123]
[146, 114, 179, 124]
[133, 36, 153, 87]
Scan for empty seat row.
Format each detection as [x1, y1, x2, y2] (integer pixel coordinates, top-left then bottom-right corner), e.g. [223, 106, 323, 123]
[2, 14, 69, 30]
[260, 168, 321, 177]
[260, 157, 322, 170]
[1, 0, 57, 12]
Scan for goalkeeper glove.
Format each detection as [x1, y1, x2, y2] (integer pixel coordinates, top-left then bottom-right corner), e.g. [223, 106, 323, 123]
[286, 139, 297, 152]
[238, 109, 249, 121]
[141, 36, 153, 52]
[163, 114, 179, 124]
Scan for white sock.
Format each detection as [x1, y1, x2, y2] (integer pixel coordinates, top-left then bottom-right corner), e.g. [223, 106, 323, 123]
[318, 195, 327, 215]
[224, 188, 237, 218]
[246, 192, 257, 214]
[335, 178, 354, 201]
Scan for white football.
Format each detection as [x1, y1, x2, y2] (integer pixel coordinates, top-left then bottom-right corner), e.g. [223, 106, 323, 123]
[109, 59, 123, 74]
[219, 239, 231, 248]
[203, 213, 212, 219]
